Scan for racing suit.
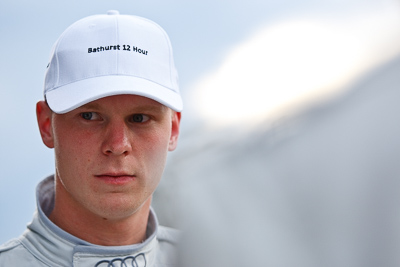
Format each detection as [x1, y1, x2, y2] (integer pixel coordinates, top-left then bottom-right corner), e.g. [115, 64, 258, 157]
[0, 176, 179, 267]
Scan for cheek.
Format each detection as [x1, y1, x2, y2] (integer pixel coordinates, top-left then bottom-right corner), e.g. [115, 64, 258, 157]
[146, 126, 171, 154]
[53, 129, 97, 172]
[139, 127, 171, 172]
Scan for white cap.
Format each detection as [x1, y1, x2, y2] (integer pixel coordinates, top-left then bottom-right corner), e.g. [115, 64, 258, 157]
[44, 10, 182, 113]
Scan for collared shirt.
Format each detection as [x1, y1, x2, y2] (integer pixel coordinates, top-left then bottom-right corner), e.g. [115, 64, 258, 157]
[0, 176, 179, 267]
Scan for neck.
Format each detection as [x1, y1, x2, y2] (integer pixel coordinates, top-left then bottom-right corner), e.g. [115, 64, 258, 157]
[48, 180, 152, 246]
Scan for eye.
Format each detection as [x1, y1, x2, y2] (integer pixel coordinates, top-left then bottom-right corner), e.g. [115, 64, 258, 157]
[131, 114, 150, 123]
[80, 112, 101, 121]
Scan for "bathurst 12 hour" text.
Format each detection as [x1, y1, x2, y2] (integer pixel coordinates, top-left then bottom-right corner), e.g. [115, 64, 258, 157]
[87, 44, 148, 55]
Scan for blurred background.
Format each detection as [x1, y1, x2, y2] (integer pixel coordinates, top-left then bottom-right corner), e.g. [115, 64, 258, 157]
[2, 0, 400, 265]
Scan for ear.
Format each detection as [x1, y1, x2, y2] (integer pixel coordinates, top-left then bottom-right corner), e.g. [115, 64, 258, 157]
[168, 111, 181, 151]
[36, 101, 55, 148]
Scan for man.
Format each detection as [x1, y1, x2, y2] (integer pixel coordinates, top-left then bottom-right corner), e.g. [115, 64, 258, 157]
[0, 10, 182, 266]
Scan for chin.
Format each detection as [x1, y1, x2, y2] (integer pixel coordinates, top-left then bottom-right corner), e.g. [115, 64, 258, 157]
[90, 198, 143, 221]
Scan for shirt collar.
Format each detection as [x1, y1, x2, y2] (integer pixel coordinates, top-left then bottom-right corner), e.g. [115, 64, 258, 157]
[23, 175, 158, 267]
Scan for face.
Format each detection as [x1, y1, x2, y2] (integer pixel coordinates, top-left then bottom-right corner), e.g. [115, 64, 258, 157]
[37, 95, 180, 221]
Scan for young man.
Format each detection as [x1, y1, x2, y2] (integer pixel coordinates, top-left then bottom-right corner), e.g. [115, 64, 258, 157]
[0, 10, 182, 266]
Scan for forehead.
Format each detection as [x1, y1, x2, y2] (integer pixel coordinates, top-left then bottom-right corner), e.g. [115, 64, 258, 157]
[76, 94, 169, 112]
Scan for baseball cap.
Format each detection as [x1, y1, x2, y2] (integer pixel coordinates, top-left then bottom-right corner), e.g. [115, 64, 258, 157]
[44, 10, 182, 114]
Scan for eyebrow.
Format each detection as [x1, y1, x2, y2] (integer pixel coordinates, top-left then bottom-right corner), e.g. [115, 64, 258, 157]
[79, 102, 168, 113]
[80, 102, 101, 110]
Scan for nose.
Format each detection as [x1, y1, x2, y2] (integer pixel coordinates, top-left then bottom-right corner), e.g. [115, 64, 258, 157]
[101, 120, 132, 156]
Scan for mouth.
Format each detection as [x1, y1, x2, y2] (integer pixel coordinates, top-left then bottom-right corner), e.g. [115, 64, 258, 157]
[95, 173, 136, 185]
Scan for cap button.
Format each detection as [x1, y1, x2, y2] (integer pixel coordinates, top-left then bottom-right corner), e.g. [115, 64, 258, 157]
[107, 10, 120, 15]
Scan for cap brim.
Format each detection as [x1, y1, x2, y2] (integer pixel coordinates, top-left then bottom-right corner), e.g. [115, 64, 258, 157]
[45, 75, 183, 114]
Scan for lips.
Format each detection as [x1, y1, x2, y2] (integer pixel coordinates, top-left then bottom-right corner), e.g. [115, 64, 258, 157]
[95, 173, 136, 185]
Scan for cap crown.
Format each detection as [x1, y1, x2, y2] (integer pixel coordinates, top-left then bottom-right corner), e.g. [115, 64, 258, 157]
[44, 11, 181, 113]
